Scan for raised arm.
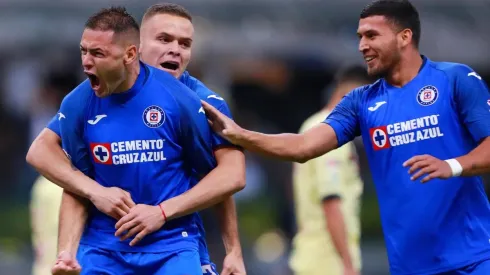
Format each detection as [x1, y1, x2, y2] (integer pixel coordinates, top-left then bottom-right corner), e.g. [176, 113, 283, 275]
[201, 85, 364, 163]
[236, 123, 338, 163]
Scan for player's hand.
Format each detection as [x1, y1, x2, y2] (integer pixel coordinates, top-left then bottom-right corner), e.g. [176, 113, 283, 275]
[90, 186, 135, 220]
[114, 204, 165, 246]
[201, 100, 244, 144]
[51, 250, 81, 275]
[221, 249, 247, 275]
[403, 154, 452, 183]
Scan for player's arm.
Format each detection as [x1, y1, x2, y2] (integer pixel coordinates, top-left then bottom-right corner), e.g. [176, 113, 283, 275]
[450, 68, 490, 176]
[406, 67, 490, 180]
[161, 146, 245, 220]
[26, 115, 99, 199]
[201, 90, 361, 163]
[216, 196, 247, 274]
[27, 94, 134, 219]
[57, 190, 89, 255]
[457, 137, 490, 176]
[162, 98, 246, 220]
[115, 89, 246, 246]
[51, 190, 87, 274]
[315, 149, 355, 272]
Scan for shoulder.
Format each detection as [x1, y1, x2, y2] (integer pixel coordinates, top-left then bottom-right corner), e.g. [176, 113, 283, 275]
[59, 79, 93, 120]
[180, 72, 230, 108]
[428, 60, 479, 80]
[148, 66, 201, 105]
[344, 81, 381, 104]
[61, 79, 93, 106]
[180, 72, 222, 99]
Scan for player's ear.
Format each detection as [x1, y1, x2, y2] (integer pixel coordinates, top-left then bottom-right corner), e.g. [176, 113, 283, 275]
[124, 45, 138, 65]
[399, 28, 413, 48]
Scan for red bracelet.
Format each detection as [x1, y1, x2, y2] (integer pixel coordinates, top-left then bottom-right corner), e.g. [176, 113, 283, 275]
[158, 204, 167, 222]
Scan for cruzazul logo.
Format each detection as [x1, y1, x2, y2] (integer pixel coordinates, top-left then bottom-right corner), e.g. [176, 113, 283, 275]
[417, 85, 438, 106]
[369, 115, 444, 151]
[90, 139, 166, 165]
[143, 105, 165, 128]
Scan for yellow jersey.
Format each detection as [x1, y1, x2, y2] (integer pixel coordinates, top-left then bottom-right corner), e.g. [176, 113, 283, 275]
[289, 110, 363, 275]
[30, 175, 63, 275]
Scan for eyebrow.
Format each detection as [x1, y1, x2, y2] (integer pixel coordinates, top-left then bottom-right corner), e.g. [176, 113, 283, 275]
[80, 45, 105, 52]
[156, 32, 193, 42]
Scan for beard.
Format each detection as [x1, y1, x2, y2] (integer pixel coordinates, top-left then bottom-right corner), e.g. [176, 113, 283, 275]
[368, 44, 401, 79]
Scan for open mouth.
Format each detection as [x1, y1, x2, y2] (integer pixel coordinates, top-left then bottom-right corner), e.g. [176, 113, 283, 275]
[365, 56, 377, 64]
[86, 72, 100, 90]
[160, 61, 180, 71]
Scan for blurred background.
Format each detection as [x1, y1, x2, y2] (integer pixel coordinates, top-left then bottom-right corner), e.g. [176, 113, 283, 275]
[1, 0, 490, 274]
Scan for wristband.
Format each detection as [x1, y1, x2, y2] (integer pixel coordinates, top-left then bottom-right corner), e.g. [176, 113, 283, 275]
[445, 159, 463, 177]
[158, 204, 167, 222]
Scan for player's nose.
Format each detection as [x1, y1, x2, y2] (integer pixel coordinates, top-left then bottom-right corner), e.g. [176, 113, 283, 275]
[358, 39, 369, 53]
[167, 41, 180, 56]
[81, 54, 94, 68]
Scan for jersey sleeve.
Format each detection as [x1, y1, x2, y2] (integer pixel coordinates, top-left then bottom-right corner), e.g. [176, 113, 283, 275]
[323, 88, 362, 147]
[58, 88, 93, 176]
[173, 85, 217, 178]
[452, 66, 490, 142]
[46, 114, 60, 136]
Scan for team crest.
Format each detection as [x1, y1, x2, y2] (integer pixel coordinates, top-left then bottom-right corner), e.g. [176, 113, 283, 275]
[143, 105, 165, 128]
[369, 126, 390, 150]
[416, 85, 438, 106]
[90, 143, 113, 165]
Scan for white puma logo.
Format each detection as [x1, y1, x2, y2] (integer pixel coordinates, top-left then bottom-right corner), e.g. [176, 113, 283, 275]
[87, 114, 107, 125]
[368, 101, 387, 111]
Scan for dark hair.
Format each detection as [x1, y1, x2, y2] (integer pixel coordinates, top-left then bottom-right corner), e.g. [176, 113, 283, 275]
[85, 6, 140, 37]
[360, 0, 421, 47]
[334, 65, 372, 86]
[142, 3, 193, 23]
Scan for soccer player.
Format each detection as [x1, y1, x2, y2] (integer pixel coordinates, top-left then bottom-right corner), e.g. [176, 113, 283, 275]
[289, 65, 371, 275]
[27, 4, 246, 275]
[201, 0, 490, 274]
[27, 7, 244, 275]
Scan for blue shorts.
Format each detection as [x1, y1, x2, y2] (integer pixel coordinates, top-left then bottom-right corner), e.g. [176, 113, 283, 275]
[440, 259, 490, 275]
[77, 244, 202, 275]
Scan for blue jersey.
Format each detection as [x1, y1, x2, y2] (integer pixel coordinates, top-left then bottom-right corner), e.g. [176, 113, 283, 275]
[47, 69, 236, 263]
[56, 62, 218, 253]
[325, 56, 490, 275]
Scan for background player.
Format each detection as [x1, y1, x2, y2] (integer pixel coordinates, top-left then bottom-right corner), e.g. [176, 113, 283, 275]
[27, 4, 246, 275]
[201, 0, 490, 274]
[289, 65, 372, 275]
[27, 7, 243, 275]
